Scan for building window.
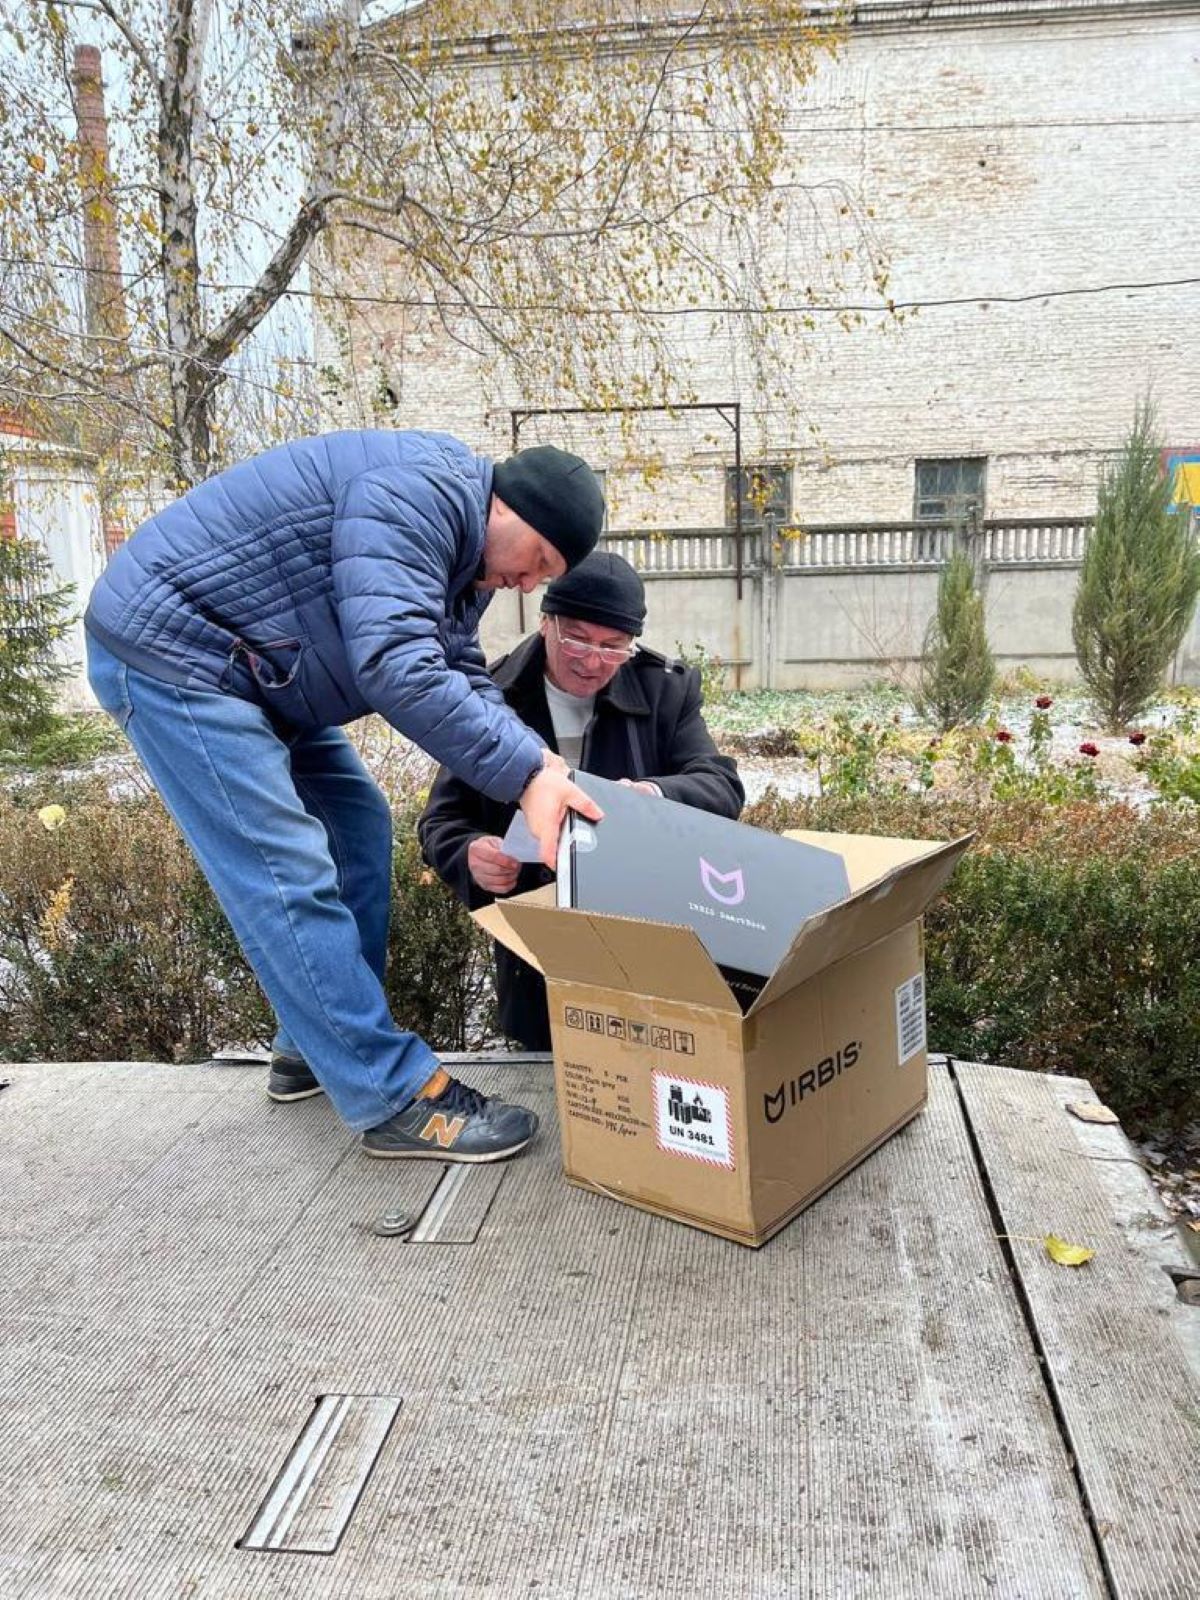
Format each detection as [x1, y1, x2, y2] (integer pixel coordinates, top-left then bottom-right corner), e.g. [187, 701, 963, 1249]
[725, 465, 791, 527]
[914, 458, 986, 524]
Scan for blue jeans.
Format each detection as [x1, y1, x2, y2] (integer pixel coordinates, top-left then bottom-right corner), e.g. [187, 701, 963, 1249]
[86, 634, 438, 1131]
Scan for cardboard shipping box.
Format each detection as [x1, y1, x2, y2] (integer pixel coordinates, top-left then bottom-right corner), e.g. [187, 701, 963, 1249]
[476, 829, 972, 1248]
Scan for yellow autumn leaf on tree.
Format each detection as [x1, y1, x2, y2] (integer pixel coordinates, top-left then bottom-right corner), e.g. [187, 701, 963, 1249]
[37, 804, 66, 830]
[40, 876, 75, 950]
[1044, 1234, 1095, 1267]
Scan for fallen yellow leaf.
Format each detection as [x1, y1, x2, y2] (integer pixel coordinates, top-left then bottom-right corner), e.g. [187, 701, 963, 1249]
[1044, 1234, 1095, 1267]
[37, 804, 66, 831]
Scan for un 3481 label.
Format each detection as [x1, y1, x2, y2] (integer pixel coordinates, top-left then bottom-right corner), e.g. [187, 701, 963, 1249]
[652, 1072, 734, 1169]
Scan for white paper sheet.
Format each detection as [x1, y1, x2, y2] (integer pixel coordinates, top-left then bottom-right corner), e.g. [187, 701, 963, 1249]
[500, 811, 544, 864]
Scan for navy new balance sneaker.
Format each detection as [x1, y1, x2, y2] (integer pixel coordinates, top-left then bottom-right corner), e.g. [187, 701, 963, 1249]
[266, 1052, 325, 1102]
[362, 1074, 537, 1163]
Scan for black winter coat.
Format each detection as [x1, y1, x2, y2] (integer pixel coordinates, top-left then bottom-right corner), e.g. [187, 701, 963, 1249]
[417, 633, 744, 1049]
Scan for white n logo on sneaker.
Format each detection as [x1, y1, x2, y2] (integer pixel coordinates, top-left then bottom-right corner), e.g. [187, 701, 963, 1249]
[419, 1112, 467, 1149]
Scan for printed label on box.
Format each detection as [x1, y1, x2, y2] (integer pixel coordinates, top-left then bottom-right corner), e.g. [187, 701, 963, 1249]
[895, 973, 926, 1065]
[560, 1057, 651, 1140]
[652, 1072, 734, 1169]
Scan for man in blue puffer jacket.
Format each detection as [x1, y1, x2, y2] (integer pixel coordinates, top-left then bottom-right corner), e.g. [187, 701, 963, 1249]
[85, 430, 605, 1163]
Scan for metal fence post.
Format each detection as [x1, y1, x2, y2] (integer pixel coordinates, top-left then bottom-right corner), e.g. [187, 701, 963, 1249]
[763, 512, 780, 690]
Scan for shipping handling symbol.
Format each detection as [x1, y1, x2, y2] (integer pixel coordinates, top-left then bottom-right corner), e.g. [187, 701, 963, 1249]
[699, 856, 745, 906]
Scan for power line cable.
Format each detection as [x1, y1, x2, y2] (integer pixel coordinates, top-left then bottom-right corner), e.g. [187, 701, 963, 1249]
[1, 252, 1196, 315]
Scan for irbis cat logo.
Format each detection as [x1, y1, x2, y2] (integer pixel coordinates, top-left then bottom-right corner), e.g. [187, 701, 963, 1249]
[763, 1040, 861, 1125]
[699, 856, 745, 906]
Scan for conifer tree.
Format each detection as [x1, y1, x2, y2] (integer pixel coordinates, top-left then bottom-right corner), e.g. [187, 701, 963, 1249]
[1073, 401, 1200, 731]
[0, 536, 76, 740]
[916, 549, 995, 730]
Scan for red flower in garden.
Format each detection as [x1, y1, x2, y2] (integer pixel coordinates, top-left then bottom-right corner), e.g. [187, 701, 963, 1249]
[1035, 695, 1053, 709]
[994, 729, 1013, 743]
[1127, 730, 1147, 746]
[1079, 742, 1099, 757]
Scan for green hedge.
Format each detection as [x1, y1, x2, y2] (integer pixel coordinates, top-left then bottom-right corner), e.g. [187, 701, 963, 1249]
[0, 777, 495, 1064]
[4, 775, 1197, 1135]
[747, 790, 1200, 1134]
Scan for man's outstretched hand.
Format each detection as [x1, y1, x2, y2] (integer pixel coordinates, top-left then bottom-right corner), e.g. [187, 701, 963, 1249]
[519, 766, 603, 869]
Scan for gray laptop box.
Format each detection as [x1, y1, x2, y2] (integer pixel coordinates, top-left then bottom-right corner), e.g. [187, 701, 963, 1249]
[556, 772, 851, 984]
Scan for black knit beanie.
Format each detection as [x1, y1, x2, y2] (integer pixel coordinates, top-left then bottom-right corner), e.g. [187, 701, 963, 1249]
[540, 551, 646, 637]
[491, 445, 605, 569]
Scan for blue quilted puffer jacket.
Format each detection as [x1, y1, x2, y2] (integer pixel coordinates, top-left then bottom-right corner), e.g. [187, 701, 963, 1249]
[84, 430, 545, 802]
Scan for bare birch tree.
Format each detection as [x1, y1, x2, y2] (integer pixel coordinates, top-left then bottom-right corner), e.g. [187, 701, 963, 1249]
[0, 1, 885, 488]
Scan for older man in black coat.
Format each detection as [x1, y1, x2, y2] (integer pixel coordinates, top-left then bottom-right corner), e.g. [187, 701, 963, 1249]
[418, 552, 744, 1049]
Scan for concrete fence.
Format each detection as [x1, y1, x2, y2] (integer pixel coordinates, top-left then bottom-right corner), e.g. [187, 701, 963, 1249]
[480, 515, 1200, 691]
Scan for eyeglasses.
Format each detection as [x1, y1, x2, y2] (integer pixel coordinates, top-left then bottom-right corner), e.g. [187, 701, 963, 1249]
[552, 616, 638, 665]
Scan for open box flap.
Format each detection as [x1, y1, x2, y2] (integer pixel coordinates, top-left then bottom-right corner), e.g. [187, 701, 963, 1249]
[782, 829, 958, 893]
[474, 891, 741, 1014]
[473, 891, 549, 976]
[747, 833, 974, 1017]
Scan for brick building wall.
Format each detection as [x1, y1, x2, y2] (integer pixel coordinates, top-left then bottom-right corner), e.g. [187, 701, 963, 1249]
[314, 1, 1199, 533]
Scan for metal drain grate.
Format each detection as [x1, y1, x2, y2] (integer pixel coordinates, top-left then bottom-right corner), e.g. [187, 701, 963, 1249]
[239, 1394, 401, 1554]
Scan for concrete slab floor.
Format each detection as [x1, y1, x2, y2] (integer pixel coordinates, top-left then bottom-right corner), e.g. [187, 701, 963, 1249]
[1, 1055, 1196, 1600]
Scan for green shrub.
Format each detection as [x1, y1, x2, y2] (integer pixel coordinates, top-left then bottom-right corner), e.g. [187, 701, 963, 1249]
[0, 773, 266, 1062]
[915, 549, 995, 730]
[9, 737, 1199, 1137]
[747, 788, 1200, 1134]
[808, 711, 902, 798]
[1073, 399, 1200, 731]
[0, 776, 497, 1063]
[1135, 730, 1200, 806]
[958, 710, 1104, 805]
[676, 639, 728, 702]
[722, 711, 916, 793]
